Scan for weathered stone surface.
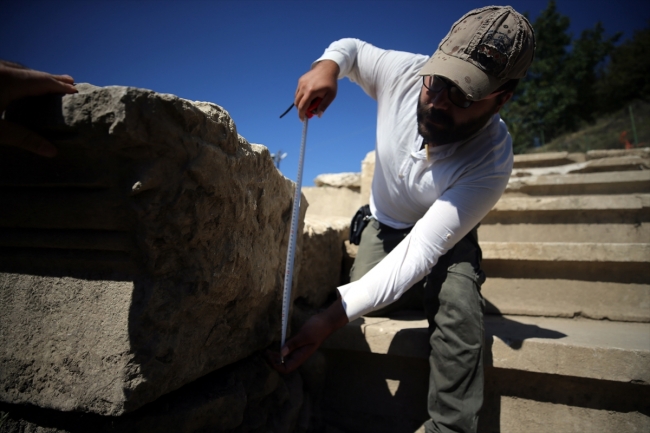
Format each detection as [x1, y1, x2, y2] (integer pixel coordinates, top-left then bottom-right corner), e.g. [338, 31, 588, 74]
[481, 242, 649, 283]
[0, 353, 310, 433]
[303, 186, 361, 218]
[314, 172, 361, 190]
[512, 151, 575, 168]
[498, 396, 650, 433]
[297, 216, 349, 309]
[341, 240, 358, 285]
[482, 368, 650, 433]
[321, 349, 429, 433]
[480, 222, 650, 243]
[569, 156, 650, 173]
[479, 194, 650, 242]
[360, 150, 375, 206]
[511, 157, 649, 178]
[323, 314, 650, 384]
[587, 147, 650, 160]
[505, 170, 650, 195]
[0, 85, 303, 415]
[321, 335, 650, 433]
[311, 148, 650, 431]
[488, 193, 650, 213]
[481, 241, 650, 262]
[482, 279, 650, 322]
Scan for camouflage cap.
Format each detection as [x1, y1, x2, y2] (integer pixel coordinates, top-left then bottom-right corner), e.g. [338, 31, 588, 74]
[419, 5, 536, 101]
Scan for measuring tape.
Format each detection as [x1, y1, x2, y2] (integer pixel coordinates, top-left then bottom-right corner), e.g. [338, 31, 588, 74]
[279, 99, 320, 363]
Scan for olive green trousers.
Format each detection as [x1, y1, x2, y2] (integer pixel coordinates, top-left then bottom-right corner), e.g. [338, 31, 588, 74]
[350, 218, 486, 433]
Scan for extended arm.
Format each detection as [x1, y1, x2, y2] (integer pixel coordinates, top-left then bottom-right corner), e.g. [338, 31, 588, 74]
[293, 38, 409, 120]
[0, 61, 78, 157]
[294, 59, 339, 121]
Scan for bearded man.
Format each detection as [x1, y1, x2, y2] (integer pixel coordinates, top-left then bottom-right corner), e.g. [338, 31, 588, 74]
[271, 6, 536, 433]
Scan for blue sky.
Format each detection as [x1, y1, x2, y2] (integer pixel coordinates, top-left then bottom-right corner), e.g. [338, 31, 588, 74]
[2, 0, 648, 185]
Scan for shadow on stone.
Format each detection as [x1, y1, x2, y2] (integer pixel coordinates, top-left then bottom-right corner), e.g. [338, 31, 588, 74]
[0, 85, 308, 430]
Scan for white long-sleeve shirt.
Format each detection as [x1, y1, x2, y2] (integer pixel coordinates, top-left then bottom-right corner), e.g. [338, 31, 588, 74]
[319, 39, 513, 321]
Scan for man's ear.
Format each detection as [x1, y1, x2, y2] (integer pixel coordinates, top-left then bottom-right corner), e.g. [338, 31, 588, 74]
[494, 91, 514, 113]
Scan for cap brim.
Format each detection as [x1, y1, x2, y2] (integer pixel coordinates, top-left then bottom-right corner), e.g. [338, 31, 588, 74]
[419, 51, 505, 101]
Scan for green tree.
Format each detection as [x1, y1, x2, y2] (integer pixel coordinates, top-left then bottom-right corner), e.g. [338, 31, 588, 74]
[501, 0, 619, 153]
[564, 22, 620, 125]
[596, 25, 650, 112]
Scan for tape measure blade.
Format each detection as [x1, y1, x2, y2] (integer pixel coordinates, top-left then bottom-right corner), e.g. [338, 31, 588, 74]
[280, 118, 309, 355]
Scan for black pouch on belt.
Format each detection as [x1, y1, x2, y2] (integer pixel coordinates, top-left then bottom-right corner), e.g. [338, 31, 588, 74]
[349, 204, 372, 245]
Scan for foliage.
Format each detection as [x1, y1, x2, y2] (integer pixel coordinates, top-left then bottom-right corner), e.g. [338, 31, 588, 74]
[501, 0, 620, 153]
[596, 25, 650, 111]
[528, 99, 649, 153]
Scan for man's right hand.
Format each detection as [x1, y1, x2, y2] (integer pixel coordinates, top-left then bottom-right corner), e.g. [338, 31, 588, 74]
[294, 59, 339, 121]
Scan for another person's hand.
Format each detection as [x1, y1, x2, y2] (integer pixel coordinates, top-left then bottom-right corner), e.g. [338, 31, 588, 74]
[267, 296, 349, 374]
[294, 59, 339, 121]
[0, 61, 78, 157]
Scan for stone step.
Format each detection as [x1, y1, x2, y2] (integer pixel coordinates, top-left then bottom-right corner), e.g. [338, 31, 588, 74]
[511, 157, 649, 177]
[505, 171, 650, 196]
[481, 242, 650, 284]
[323, 313, 650, 383]
[587, 148, 650, 160]
[480, 194, 650, 242]
[483, 194, 650, 224]
[566, 156, 650, 174]
[482, 278, 650, 322]
[512, 151, 581, 168]
[320, 314, 650, 433]
[482, 241, 649, 262]
[479, 223, 650, 243]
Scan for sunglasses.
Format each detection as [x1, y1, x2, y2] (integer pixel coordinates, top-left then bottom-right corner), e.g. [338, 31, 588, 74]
[422, 75, 474, 108]
[422, 76, 506, 109]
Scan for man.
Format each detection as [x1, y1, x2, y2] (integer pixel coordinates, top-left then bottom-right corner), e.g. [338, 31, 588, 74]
[270, 6, 535, 433]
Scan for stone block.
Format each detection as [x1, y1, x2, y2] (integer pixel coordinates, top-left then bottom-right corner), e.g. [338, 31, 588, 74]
[511, 157, 649, 178]
[321, 315, 650, 432]
[481, 241, 650, 263]
[568, 156, 650, 173]
[512, 151, 574, 168]
[0, 85, 303, 415]
[321, 349, 429, 433]
[482, 279, 650, 322]
[486, 193, 650, 215]
[486, 316, 650, 384]
[497, 396, 650, 433]
[314, 172, 361, 191]
[302, 186, 361, 218]
[479, 223, 650, 243]
[0, 354, 309, 433]
[587, 147, 650, 160]
[323, 314, 650, 384]
[360, 150, 375, 206]
[505, 171, 650, 196]
[297, 216, 349, 309]
[481, 242, 649, 283]
[482, 367, 650, 433]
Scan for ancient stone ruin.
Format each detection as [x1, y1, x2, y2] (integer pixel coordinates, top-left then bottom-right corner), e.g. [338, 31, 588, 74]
[1, 83, 649, 432]
[311, 148, 650, 433]
[0, 84, 317, 432]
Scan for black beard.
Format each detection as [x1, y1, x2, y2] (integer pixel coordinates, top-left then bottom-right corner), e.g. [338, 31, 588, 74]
[417, 99, 496, 146]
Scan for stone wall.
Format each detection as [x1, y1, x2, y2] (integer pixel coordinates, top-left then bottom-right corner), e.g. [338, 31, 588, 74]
[0, 85, 321, 431]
